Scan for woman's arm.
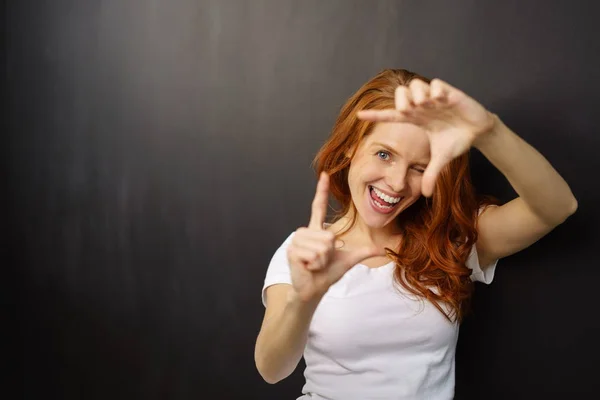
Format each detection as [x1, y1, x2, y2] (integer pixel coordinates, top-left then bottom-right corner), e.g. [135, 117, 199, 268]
[357, 78, 578, 265]
[255, 284, 322, 384]
[473, 115, 578, 265]
[255, 173, 381, 383]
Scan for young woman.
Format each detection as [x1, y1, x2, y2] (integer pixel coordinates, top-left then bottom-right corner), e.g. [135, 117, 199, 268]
[254, 69, 577, 399]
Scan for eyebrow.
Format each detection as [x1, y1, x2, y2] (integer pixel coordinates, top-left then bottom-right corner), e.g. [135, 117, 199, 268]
[370, 142, 429, 167]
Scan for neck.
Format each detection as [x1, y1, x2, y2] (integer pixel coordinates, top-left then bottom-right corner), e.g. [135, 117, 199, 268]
[334, 207, 401, 247]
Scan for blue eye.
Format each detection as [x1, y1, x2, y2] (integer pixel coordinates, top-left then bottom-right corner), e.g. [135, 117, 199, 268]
[376, 150, 390, 161]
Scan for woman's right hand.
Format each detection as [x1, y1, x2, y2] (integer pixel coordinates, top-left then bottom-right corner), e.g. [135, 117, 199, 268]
[286, 172, 384, 302]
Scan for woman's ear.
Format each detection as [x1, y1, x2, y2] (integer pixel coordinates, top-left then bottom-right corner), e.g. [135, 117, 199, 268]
[344, 144, 357, 159]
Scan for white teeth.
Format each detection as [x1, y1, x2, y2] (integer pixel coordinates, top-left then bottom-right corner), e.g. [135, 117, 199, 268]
[373, 200, 392, 210]
[372, 187, 402, 203]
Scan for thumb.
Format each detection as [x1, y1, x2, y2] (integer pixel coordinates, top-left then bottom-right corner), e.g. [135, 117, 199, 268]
[421, 156, 447, 197]
[337, 245, 386, 271]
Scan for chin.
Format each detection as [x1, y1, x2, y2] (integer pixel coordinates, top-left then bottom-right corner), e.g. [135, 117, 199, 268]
[356, 204, 403, 229]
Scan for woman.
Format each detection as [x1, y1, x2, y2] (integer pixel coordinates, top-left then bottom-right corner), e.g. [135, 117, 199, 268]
[254, 69, 577, 399]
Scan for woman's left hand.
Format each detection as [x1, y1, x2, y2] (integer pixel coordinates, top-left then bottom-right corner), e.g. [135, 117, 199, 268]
[357, 78, 497, 197]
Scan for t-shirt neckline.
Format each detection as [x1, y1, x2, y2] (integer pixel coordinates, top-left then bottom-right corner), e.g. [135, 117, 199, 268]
[355, 261, 395, 270]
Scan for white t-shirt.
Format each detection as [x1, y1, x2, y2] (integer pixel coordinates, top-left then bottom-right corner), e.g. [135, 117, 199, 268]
[261, 232, 498, 400]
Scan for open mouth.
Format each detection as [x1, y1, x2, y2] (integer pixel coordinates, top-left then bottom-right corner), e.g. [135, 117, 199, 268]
[368, 185, 403, 214]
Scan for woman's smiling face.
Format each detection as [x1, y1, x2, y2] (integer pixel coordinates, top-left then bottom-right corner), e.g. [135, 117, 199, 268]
[347, 122, 431, 230]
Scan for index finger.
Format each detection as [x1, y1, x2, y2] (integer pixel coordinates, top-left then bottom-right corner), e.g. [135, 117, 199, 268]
[308, 172, 329, 230]
[356, 109, 409, 123]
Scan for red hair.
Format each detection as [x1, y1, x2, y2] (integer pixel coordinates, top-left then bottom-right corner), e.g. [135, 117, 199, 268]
[313, 69, 498, 323]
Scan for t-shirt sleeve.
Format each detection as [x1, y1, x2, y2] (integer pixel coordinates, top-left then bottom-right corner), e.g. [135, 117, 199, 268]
[261, 232, 295, 307]
[467, 205, 500, 284]
[466, 241, 498, 284]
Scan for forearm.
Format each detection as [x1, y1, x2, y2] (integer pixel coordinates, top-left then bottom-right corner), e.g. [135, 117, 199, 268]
[255, 290, 322, 384]
[474, 114, 578, 224]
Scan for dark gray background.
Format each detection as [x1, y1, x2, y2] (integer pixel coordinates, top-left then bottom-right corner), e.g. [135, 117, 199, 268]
[7, 0, 599, 399]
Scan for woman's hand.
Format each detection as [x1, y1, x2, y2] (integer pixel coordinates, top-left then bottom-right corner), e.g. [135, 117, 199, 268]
[287, 173, 383, 302]
[357, 78, 497, 197]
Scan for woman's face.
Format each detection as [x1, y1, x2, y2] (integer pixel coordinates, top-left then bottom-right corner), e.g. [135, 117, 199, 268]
[347, 122, 431, 230]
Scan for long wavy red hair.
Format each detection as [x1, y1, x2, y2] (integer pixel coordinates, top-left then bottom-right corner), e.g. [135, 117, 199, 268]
[313, 68, 498, 323]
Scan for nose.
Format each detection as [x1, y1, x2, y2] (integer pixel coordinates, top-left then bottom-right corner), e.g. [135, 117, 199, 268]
[385, 165, 408, 194]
